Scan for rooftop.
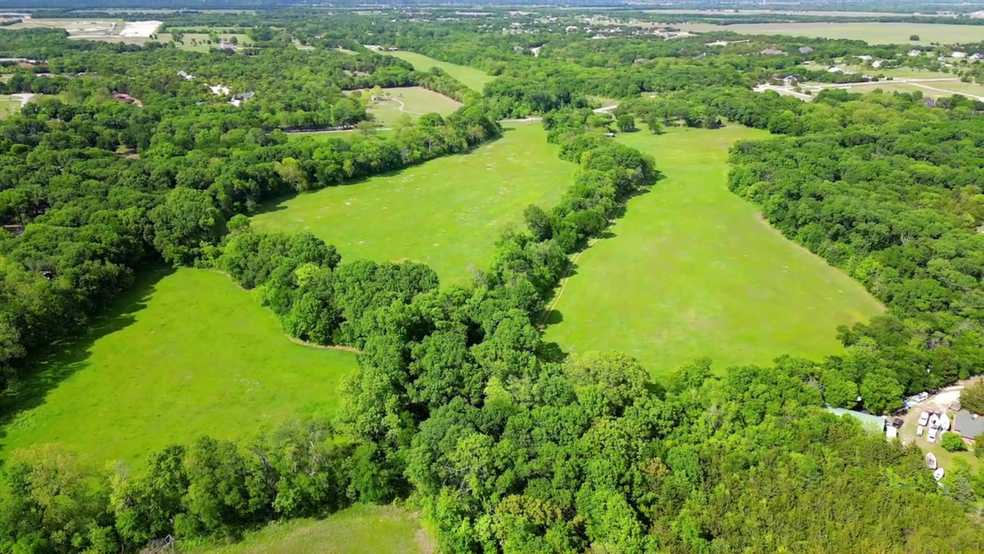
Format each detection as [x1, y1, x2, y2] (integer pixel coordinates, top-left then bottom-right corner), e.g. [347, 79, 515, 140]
[826, 407, 885, 431]
[954, 410, 984, 439]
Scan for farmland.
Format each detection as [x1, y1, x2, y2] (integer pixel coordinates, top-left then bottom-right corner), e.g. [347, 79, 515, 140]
[363, 86, 462, 125]
[544, 125, 884, 377]
[382, 50, 494, 92]
[196, 505, 430, 554]
[0, 268, 358, 466]
[677, 22, 984, 45]
[252, 122, 574, 283]
[157, 31, 253, 51]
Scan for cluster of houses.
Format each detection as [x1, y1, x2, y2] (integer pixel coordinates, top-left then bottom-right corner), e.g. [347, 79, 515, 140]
[205, 80, 255, 107]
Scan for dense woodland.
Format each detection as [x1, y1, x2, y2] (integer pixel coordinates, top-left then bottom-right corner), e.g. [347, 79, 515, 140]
[2, 9, 984, 554]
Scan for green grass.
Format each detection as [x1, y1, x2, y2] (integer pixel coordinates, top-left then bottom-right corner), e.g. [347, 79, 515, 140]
[0, 268, 358, 466]
[252, 123, 574, 283]
[0, 95, 20, 118]
[193, 505, 432, 554]
[363, 86, 462, 125]
[678, 22, 984, 45]
[382, 51, 493, 92]
[158, 32, 253, 52]
[543, 125, 884, 378]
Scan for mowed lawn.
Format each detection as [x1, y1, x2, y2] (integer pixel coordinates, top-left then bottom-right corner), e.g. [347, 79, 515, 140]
[195, 505, 431, 554]
[544, 126, 884, 378]
[383, 51, 493, 92]
[0, 95, 20, 118]
[252, 123, 575, 283]
[679, 22, 984, 45]
[365, 86, 462, 125]
[0, 268, 358, 466]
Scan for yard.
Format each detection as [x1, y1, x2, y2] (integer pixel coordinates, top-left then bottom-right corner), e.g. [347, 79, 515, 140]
[0, 95, 21, 118]
[251, 122, 575, 283]
[0, 268, 358, 467]
[543, 125, 884, 378]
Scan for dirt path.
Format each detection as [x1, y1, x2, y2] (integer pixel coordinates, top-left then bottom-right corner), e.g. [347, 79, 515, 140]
[539, 237, 600, 326]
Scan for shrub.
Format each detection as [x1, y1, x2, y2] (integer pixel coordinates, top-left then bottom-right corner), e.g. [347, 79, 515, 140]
[942, 432, 968, 452]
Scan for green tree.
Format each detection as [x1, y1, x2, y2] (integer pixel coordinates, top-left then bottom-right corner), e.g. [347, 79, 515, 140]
[151, 187, 226, 265]
[616, 114, 636, 133]
[910, 35, 920, 41]
[961, 380, 984, 414]
[523, 204, 553, 241]
[860, 372, 903, 415]
[942, 432, 968, 452]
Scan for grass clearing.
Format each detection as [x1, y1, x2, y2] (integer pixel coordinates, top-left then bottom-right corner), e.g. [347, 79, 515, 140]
[0, 95, 20, 118]
[382, 51, 493, 92]
[0, 268, 358, 467]
[678, 22, 984, 45]
[543, 125, 883, 378]
[362, 86, 462, 125]
[252, 123, 574, 283]
[158, 32, 253, 52]
[194, 505, 432, 554]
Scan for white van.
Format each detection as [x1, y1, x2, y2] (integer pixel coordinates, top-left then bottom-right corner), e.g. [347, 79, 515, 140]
[928, 428, 938, 443]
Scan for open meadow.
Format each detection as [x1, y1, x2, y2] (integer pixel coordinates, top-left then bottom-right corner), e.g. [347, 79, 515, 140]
[0, 95, 20, 118]
[364, 86, 462, 125]
[0, 268, 358, 466]
[543, 125, 884, 377]
[252, 123, 574, 283]
[382, 51, 494, 92]
[195, 505, 431, 554]
[678, 22, 984, 45]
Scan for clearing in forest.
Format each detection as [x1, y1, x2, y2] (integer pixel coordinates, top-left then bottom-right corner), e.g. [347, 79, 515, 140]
[0, 268, 358, 466]
[361, 86, 462, 125]
[677, 22, 984, 45]
[383, 50, 494, 92]
[543, 126, 884, 378]
[195, 505, 432, 554]
[251, 122, 575, 283]
[0, 95, 21, 118]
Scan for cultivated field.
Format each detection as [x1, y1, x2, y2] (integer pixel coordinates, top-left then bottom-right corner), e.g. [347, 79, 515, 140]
[544, 126, 884, 377]
[0, 268, 358, 466]
[196, 505, 430, 554]
[364, 86, 462, 125]
[678, 22, 984, 45]
[252, 123, 574, 283]
[382, 51, 494, 92]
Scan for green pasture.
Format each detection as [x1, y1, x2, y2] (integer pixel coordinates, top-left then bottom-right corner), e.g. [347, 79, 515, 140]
[0, 95, 20, 118]
[543, 125, 884, 378]
[382, 51, 493, 92]
[365, 86, 462, 125]
[252, 122, 574, 283]
[195, 505, 430, 554]
[679, 22, 984, 45]
[0, 268, 358, 466]
[158, 32, 253, 52]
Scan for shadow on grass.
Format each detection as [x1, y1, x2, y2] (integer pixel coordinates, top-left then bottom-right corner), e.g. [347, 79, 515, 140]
[0, 266, 175, 454]
[538, 341, 569, 364]
[254, 130, 510, 217]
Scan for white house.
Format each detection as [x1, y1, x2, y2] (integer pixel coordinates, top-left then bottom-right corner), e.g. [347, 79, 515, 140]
[908, 49, 921, 57]
[952, 51, 968, 58]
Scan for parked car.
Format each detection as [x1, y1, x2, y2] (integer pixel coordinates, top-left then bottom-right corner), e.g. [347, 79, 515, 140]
[915, 392, 929, 402]
[918, 411, 930, 426]
[892, 418, 904, 429]
[928, 428, 938, 443]
[917, 425, 925, 437]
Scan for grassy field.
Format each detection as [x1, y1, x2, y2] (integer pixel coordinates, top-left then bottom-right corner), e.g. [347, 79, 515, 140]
[0, 268, 358, 466]
[158, 32, 253, 52]
[0, 95, 20, 118]
[252, 122, 574, 283]
[195, 505, 431, 554]
[382, 51, 493, 92]
[543, 126, 884, 378]
[363, 86, 462, 125]
[678, 22, 984, 45]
